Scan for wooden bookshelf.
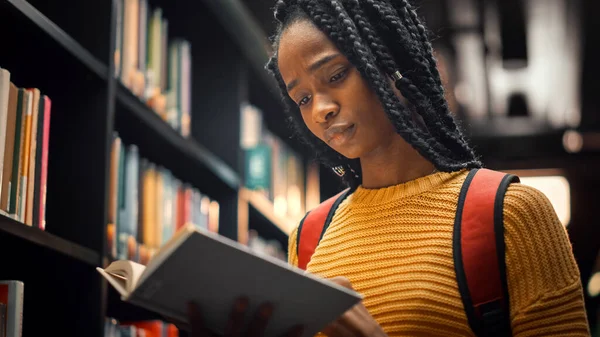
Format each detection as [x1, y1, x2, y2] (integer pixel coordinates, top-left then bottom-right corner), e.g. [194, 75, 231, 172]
[239, 187, 296, 235]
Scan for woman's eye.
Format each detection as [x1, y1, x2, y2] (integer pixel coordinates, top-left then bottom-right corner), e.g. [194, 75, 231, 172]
[298, 95, 311, 107]
[330, 69, 347, 82]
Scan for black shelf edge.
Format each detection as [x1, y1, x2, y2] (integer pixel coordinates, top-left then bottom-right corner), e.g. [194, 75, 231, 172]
[0, 212, 100, 266]
[201, 0, 279, 95]
[115, 85, 241, 191]
[7, 0, 108, 80]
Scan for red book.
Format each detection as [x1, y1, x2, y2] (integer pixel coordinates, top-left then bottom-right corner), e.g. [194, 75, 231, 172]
[38, 96, 51, 229]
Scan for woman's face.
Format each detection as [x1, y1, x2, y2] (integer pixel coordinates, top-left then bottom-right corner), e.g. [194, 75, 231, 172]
[277, 19, 399, 159]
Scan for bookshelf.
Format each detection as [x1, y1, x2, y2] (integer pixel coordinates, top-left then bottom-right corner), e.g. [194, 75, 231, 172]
[1, 0, 318, 335]
[0, 212, 99, 265]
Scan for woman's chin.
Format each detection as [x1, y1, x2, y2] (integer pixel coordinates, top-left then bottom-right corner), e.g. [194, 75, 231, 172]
[333, 146, 363, 160]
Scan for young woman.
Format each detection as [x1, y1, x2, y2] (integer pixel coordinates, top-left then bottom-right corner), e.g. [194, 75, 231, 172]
[186, 1, 590, 336]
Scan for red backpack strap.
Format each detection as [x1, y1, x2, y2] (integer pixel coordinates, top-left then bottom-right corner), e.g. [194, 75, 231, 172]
[297, 188, 351, 270]
[453, 168, 520, 337]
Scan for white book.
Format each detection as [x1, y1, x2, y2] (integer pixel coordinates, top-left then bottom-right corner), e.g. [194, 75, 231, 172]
[97, 224, 361, 337]
[0, 280, 24, 337]
[0, 69, 10, 203]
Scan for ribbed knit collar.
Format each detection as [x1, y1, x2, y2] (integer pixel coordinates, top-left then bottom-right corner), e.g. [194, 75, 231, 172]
[348, 169, 467, 205]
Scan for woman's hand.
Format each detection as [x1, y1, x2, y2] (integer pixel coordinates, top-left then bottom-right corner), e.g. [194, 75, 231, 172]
[322, 277, 387, 337]
[186, 297, 304, 337]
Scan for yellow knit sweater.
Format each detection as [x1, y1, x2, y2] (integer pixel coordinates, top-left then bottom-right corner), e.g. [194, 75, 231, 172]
[288, 170, 590, 336]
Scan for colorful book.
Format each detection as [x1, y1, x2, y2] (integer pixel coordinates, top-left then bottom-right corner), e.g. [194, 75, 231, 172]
[0, 69, 10, 201]
[34, 95, 51, 229]
[16, 89, 34, 222]
[8, 89, 27, 216]
[24, 88, 41, 226]
[0, 83, 18, 213]
[0, 281, 24, 337]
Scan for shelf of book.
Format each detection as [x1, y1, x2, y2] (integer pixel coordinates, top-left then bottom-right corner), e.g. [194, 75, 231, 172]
[115, 84, 240, 194]
[0, 211, 100, 266]
[239, 188, 296, 237]
[5, 0, 108, 79]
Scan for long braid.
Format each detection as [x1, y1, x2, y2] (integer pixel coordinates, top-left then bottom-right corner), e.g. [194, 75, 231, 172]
[393, 0, 444, 89]
[394, 0, 478, 161]
[389, 0, 473, 142]
[360, 1, 478, 163]
[343, 1, 453, 148]
[312, 0, 469, 167]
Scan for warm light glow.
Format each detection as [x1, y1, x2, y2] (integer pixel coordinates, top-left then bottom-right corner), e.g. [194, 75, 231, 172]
[588, 272, 600, 297]
[273, 196, 287, 219]
[519, 175, 571, 226]
[208, 201, 220, 233]
[287, 185, 302, 217]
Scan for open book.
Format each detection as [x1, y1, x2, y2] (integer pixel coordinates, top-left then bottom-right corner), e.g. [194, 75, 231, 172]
[97, 224, 362, 337]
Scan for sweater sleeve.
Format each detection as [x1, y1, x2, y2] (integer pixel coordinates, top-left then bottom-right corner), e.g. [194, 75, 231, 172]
[288, 225, 299, 268]
[503, 183, 590, 336]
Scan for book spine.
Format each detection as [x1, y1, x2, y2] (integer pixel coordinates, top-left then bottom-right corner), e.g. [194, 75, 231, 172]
[39, 96, 51, 229]
[0, 69, 10, 202]
[0, 281, 24, 337]
[17, 90, 33, 223]
[25, 88, 40, 226]
[0, 84, 18, 213]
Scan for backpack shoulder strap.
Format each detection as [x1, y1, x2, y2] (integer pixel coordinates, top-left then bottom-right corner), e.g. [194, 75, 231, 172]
[453, 168, 520, 337]
[297, 188, 351, 270]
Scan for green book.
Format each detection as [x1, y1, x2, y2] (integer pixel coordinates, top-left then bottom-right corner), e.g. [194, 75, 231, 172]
[7, 89, 26, 215]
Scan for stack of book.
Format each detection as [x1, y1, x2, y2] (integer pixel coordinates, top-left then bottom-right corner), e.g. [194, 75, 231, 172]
[107, 134, 219, 264]
[0, 68, 51, 230]
[115, 0, 192, 137]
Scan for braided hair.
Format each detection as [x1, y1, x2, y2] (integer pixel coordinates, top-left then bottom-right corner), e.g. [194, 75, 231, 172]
[265, 0, 482, 189]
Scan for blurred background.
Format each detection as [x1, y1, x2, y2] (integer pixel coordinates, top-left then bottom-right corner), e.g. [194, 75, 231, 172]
[1, 0, 599, 335]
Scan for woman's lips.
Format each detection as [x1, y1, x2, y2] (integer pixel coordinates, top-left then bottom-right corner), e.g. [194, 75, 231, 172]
[324, 123, 356, 147]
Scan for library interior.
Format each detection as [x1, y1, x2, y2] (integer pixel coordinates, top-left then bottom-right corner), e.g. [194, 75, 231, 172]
[1, 0, 600, 336]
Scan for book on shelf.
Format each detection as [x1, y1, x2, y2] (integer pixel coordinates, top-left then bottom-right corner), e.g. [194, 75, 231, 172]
[115, 0, 191, 137]
[107, 134, 218, 264]
[105, 317, 178, 337]
[0, 68, 51, 229]
[240, 103, 318, 224]
[98, 223, 361, 337]
[0, 281, 24, 337]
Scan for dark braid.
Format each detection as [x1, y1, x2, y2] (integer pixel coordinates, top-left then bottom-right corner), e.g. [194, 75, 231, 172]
[393, 0, 443, 88]
[309, 0, 464, 163]
[388, 0, 473, 145]
[360, 0, 478, 161]
[266, 0, 482, 188]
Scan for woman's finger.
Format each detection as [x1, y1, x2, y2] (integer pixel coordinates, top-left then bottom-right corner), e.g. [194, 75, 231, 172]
[224, 297, 249, 337]
[246, 302, 274, 337]
[328, 276, 354, 290]
[322, 318, 357, 337]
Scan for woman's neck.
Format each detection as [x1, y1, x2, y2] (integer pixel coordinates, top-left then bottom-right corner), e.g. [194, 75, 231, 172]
[359, 134, 436, 189]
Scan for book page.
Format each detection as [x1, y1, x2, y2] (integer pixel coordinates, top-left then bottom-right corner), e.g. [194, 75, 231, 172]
[103, 260, 147, 293]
